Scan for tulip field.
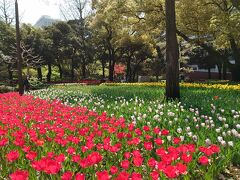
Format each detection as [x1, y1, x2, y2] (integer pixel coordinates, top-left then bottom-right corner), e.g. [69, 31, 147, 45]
[0, 84, 240, 179]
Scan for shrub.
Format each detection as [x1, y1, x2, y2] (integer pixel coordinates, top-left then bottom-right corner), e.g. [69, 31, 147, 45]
[0, 85, 15, 93]
[29, 77, 47, 90]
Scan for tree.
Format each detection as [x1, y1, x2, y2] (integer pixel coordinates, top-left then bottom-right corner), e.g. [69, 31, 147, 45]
[8, 43, 43, 76]
[15, 0, 24, 95]
[0, 20, 15, 80]
[61, 0, 93, 79]
[165, 0, 180, 100]
[91, 0, 126, 81]
[119, 34, 154, 82]
[0, 0, 14, 25]
[145, 45, 166, 81]
[45, 21, 74, 80]
[21, 24, 45, 80]
[176, 0, 240, 81]
[40, 37, 55, 82]
[231, 0, 240, 10]
[93, 38, 108, 79]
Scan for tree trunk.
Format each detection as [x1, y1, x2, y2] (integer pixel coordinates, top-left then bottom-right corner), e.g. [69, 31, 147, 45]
[208, 68, 211, 79]
[15, 0, 24, 96]
[57, 63, 63, 79]
[71, 58, 74, 81]
[136, 71, 139, 82]
[47, 63, 52, 82]
[132, 69, 136, 82]
[7, 64, 13, 81]
[108, 57, 112, 81]
[165, 0, 180, 100]
[229, 37, 240, 81]
[37, 67, 42, 81]
[108, 53, 115, 82]
[101, 59, 105, 79]
[82, 57, 86, 79]
[223, 59, 227, 80]
[217, 64, 222, 80]
[109, 63, 115, 81]
[131, 66, 137, 82]
[231, 65, 240, 82]
[126, 58, 131, 82]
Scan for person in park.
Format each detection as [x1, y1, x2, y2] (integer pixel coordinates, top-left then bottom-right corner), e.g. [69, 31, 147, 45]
[23, 75, 30, 92]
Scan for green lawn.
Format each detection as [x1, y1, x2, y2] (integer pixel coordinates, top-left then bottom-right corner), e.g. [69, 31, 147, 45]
[49, 85, 240, 115]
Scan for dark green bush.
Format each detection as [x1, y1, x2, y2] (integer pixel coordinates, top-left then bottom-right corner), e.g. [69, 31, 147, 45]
[0, 85, 16, 93]
[29, 77, 48, 90]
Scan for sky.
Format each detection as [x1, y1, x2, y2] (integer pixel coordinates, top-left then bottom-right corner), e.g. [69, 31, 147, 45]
[18, 0, 64, 24]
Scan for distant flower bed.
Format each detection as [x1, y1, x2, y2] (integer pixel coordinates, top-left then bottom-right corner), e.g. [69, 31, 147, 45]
[53, 83, 88, 86]
[102, 82, 240, 90]
[47, 80, 105, 85]
[1, 91, 240, 179]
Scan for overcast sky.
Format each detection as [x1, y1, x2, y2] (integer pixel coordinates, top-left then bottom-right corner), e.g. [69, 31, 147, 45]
[18, 0, 63, 24]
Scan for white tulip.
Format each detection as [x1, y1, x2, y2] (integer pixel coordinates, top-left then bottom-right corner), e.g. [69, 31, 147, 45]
[201, 123, 205, 127]
[167, 136, 172, 141]
[192, 135, 198, 141]
[205, 139, 211, 146]
[222, 132, 226, 137]
[221, 140, 226, 146]
[231, 129, 238, 136]
[177, 128, 182, 133]
[228, 141, 234, 147]
[180, 136, 185, 141]
[217, 136, 223, 142]
[227, 131, 231, 135]
[187, 132, 193, 137]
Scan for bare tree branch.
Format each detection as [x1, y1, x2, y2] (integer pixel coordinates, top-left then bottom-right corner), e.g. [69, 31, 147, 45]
[0, 0, 14, 25]
[6, 42, 44, 69]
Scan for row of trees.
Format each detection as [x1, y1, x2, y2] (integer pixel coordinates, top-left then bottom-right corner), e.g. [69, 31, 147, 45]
[0, 0, 240, 99]
[1, 0, 163, 83]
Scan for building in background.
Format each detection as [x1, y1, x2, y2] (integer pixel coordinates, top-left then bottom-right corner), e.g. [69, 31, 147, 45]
[34, 15, 58, 28]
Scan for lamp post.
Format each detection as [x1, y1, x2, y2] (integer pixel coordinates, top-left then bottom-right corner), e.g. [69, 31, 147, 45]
[15, 0, 24, 95]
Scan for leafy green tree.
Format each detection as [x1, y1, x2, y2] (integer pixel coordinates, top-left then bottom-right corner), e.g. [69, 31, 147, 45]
[45, 21, 74, 80]
[177, 0, 240, 81]
[119, 34, 154, 82]
[0, 20, 15, 80]
[61, 0, 95, 79]
[91, 0, 128, 81]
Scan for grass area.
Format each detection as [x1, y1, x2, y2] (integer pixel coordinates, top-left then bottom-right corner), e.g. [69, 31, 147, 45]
[49, 84, 240, 115]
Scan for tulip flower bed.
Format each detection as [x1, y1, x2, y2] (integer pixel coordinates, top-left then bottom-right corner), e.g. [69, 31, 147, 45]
[2, 83, 240, 179]
[28, 86, 240, 178]
[0, 92, 233, 179]
[102, 82, 240, 91]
